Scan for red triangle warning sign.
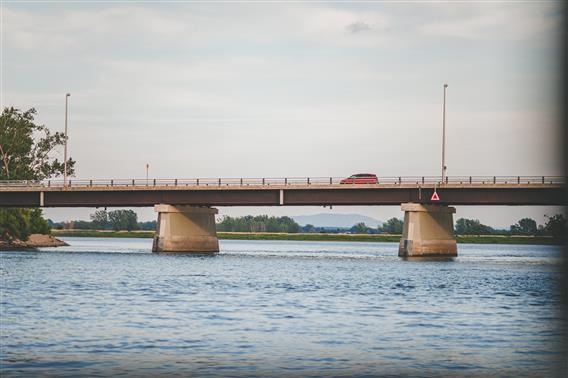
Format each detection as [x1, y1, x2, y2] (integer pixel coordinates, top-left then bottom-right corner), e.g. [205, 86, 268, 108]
[431, 191, 440, 201]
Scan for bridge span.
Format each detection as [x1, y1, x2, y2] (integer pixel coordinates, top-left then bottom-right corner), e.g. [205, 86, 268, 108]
[1, 176, 565, 257]
[0, 176, 564, 207]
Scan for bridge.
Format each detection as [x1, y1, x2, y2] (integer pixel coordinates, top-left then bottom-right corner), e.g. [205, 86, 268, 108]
[1, 176, 565, 257]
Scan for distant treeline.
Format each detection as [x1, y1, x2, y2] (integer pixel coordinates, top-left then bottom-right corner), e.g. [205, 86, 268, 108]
[216, 216, 403, 234]
[50, 210, 156, 231]
[217, 215, 300, 233]
[339, 215, 566, 238]
[454, 215, 566, 238]
[49, 210, 567, 239]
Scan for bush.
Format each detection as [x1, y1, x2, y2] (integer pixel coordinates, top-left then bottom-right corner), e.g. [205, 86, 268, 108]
[0, 208, 50, 242]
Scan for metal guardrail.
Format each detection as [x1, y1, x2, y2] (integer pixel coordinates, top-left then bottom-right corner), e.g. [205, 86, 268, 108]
[0, 176, 565, 188]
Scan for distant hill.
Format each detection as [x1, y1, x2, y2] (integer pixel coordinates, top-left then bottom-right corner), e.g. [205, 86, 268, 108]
[292, 213, 382, 228]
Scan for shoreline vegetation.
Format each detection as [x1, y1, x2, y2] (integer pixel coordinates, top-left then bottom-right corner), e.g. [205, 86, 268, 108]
[50, 229, 564, 245]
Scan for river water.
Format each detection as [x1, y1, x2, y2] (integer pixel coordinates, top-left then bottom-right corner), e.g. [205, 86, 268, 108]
[1, 238, 566, 377]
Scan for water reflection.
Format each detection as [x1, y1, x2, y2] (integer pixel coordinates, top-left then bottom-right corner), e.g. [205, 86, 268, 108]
[400, 256, 456, 262]
[155, 252, 219, 258]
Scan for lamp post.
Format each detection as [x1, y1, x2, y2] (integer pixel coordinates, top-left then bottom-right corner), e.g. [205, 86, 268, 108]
[441, 84, 448, 184]
[64, 93, 70, 187]
[146, 163, 149, 185]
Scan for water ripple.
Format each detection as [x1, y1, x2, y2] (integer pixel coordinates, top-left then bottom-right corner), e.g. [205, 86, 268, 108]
[0, 238, 564, 377]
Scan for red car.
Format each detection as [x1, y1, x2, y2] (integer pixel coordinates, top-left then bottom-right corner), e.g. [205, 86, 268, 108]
[340, 173, 378, 184]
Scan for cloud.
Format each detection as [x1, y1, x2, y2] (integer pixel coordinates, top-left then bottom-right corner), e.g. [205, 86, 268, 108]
[417, 3, 560, 41]
[2, 2, 562, 182]
[346, 21, 372, 34]
[3, 6, 190, 52]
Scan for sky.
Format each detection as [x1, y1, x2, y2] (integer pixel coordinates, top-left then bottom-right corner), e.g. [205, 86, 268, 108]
[1, 1, 565, 228]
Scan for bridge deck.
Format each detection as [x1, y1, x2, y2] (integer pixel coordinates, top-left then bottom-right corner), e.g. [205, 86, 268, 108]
[0, 175, 564, 191]
[0, 176, 565, 207]
[0, 182, 563, 192]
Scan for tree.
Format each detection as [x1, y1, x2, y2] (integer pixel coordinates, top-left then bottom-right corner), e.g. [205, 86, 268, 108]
[279, 216, 299, 233]
[510, 218, 538, 235]
[108, 210, 139, 231]
[455, 218, 494, 235]
[302, 224, 317, 233]
[138, 220, 157, 231]
[382, 217, 403, 234]
[543, 214, 567, 239]
[0, 107, 75, 180]
[0, 208, 49, 241]
[216, 215, 300, 233]
[90, 210, 109, 230]
[0, 209, 30, 241]
[28, 208, 50, 235]
[351, 222, 370, 234]
[0, 107, 75, 242]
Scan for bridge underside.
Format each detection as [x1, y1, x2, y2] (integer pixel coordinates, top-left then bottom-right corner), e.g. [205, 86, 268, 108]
[0, 186, 564, 207]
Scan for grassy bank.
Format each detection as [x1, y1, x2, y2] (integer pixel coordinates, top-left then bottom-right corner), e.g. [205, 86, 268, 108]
[219, 232, 402, 243]
[51, 230, 563, 245]
[52, 230, 155, 238]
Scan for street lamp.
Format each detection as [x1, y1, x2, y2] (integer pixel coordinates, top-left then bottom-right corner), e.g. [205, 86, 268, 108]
[441, 84, 448, 184]
[146, 163, 149, 185]
[64, 93, 70, 187]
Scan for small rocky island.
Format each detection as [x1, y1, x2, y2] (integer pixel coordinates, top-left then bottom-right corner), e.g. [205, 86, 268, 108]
[0, 234, 68, 251]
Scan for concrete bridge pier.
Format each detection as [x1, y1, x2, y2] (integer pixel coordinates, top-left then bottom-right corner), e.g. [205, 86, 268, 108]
[152, 204, 219, 253]
[398, 203, 457, 257]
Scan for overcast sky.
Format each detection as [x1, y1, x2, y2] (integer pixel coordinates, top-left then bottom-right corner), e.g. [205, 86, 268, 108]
[1, 1, 564, 228]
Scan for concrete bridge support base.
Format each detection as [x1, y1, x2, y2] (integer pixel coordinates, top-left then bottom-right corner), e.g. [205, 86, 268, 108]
[152, 204, 219, 253]
[398, 203, 457, 257]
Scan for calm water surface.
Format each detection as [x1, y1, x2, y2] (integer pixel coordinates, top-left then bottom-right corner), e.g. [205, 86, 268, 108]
[1, 238, 566, 377]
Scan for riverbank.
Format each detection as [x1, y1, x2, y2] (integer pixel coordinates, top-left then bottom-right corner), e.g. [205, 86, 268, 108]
[0, 234, 69, 250]
[50, 230, 564, 245]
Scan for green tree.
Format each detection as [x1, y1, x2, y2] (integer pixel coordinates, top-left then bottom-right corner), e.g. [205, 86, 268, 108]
[279, 216, 299, 233]
[0, 209, 30, 241]
[90, 210, 109, 230]
[302, 224, 316, 233]
[0, 107, 75, 180]
[138, 220, 157, 231]
[543, 214, 567, 239]
[219, 215, 236, 232]
[455, 218, 494, 235]
[0, 208, 49, 241]
[510, 218, 538, 235]
[0, 107, 74, 242]
[216, 215, 300, 233]
[28, 208, 50, 235]
[108, 210, 139, 231]
[351, 222, 370, 234]
[383, 217, 403, 234]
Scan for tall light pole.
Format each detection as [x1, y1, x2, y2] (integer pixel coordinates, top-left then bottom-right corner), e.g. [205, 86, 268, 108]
[441, 84, 448, 184]
[146, 163, 149, 185]
[64, 93, 70, 187]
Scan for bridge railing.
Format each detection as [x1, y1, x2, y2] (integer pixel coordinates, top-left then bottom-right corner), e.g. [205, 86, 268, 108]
[0, 176, 565, 188]
[0, 180, 44, 187]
